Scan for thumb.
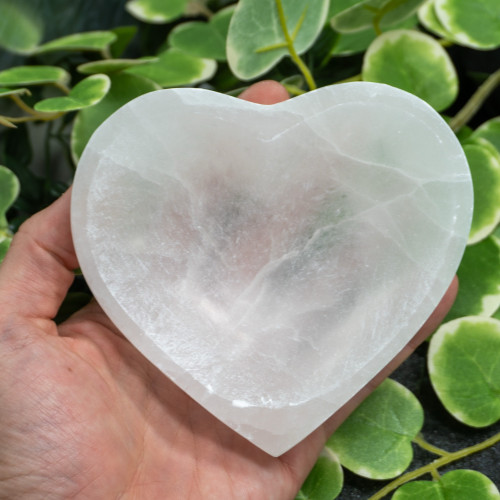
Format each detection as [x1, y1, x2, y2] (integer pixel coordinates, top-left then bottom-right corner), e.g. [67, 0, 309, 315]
[0, 188, 78, 321]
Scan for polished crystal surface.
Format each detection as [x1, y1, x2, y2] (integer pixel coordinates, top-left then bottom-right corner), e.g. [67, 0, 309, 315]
[71, 83, 473, 456]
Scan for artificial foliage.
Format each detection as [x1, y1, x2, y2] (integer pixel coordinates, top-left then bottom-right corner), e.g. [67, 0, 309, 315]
[0, 0, 499, 498]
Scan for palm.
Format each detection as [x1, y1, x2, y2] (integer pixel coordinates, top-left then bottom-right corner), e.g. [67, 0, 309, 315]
[0, 82, 456, 499]
[2, 302, 322, 499]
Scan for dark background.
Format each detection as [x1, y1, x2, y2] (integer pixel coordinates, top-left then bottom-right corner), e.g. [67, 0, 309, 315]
[0, 1, 499, 497]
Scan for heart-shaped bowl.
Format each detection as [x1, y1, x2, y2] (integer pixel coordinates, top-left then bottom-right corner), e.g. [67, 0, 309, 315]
[71, 82, 472, 456]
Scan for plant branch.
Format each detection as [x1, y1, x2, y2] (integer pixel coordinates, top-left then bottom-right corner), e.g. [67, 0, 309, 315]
[335, 73, 362, 84]
[10, 94, 40, 115]
[413, 434, 449, 457]
[369, 431, 500, 499]
[185, 0, 214, 19]
[275, 0, 317, 90]
[0, 115, 16, 128]
[0, 111, 63, 124]
[282, 83, 306, 96]
[449, 67, 500, 132]
[53, 81, 71, 95]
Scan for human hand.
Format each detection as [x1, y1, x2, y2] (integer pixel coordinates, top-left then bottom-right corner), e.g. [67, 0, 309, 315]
[0, 80, 457, 499]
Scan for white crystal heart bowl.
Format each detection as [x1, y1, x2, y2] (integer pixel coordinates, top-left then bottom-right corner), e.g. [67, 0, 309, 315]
[71, 82, 472, 456]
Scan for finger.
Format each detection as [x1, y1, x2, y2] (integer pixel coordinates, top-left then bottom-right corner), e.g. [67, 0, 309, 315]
[0, 188, 78, 322]
[322, 276, 459, 436]
[239, 80, 289, 104]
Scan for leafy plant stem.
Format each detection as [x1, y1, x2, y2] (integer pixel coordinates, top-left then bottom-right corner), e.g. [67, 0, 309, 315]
[0, 111, 64, 124]
[186, 0, 214, 19]
[101, 47, 112, 60]
[430, 467, 441, 481]
[368, 431, 500, 500]
[449, 67, 500, 132]
[282, 83, 306, 96]
[413, 434, 448, 456]
[439, 39, 454, 48]
[53, 81, 71, 95]
[335, 74, 362, 84]
[0, 116, 16, 128]
[10, 94, 38, 115]
[274, 0, 317, 90]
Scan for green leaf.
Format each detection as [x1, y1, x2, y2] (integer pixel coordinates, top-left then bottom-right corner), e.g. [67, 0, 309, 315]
[393, 469, 500, 499]
[0, 165, 20, 229]
[328, 379, 423, 480]
[227, 0, 329, 80]
[0, 237, 11, 263]
[328, 0, 366, 18]
[362, 29, 458, 111]
[295, 448, 343, 500]
[34, 74, 111, 113]
[446, 235, 500, 321]
[0, 0, 43, 54]
[434, 0, 500, 49]
[429, 316, 500, 427]
[77, 58, 158, 75]
[330, 0, 425, 33]
[125, 49, 216, 87]
[494, 306, 500, 321]
[110, 26, 138, 59]
[169, 6, 235, 61]
[0, 88, 30, 98]
[330, 14, 417, 56]
[0, 66, 70, 87]
[472, 117, 500, 154]
[125, 0, 187, 23]
[0, 165, 19, 264]
[34, 31, 117, 55]
[418, 0, 455, 40]
[463, 140, 500, 244]
[71, 73, 159, 162]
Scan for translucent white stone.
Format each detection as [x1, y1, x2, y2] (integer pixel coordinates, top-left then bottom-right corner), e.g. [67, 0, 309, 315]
[71, 83, 473, 456]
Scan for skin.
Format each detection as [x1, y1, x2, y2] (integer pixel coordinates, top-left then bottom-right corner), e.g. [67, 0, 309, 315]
[0, 80, 457, 500]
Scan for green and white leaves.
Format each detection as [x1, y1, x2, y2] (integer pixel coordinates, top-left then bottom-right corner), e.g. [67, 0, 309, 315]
[77, 58, 158, 75]
[328, 379, 423, 479]
[473, 118, 500, 153]
[418, 0, 454, 40]
[126, 49, 216, 87]
[0, 88, 30, 99]
[464, 139, 500, 244]
[362, 30, 458, 111]
[227, 0, 328, 80]
[393, 469, 500, 499]
[434, 0, 500, 50]
[34, 31, 117, 55]
[71, 73, 159, 162]
[446, 235, 500, 321]
[0, 166, 20, 263]
[0, 0, 43, 54]
[295, 448, 343, 500]
[0, 66, 70, 88]
[330, 0, 425, 33]
[34, 75, 111, 113]
[169, 6, 234, 61]
[419, 0, 500, 49]
[429, 317, 500, 427]
[126, 0, 187, 23]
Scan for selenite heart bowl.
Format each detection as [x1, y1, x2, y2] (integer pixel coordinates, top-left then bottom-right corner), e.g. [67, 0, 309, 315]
[71, 82, 472, 456]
